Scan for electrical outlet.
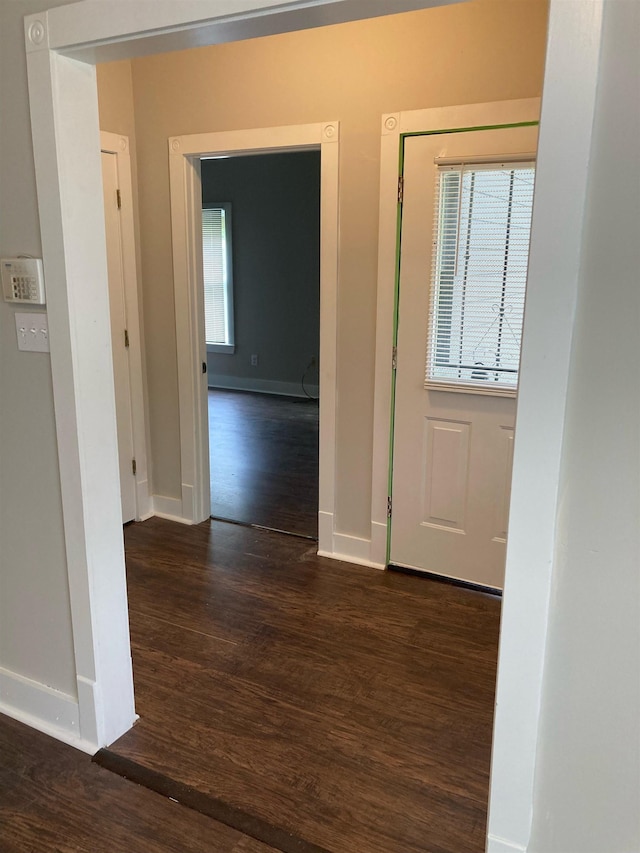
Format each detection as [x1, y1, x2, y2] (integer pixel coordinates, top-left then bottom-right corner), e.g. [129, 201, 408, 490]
[251, 354, 258, 367]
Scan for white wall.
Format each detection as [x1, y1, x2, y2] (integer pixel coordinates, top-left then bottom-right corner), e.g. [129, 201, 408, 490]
[0, 0, 77, 712]
[527, 2, 640, 849]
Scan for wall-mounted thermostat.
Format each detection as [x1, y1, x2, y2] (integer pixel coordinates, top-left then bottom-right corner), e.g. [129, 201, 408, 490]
[1, 258, 46, 304]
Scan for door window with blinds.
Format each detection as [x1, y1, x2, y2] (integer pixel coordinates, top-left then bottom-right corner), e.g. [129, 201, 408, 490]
[426, 161, 535, 392]
[202, 202, 234, 353]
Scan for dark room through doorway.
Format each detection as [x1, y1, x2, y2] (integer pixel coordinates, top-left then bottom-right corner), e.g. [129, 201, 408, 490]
[202, 150, 321, 539]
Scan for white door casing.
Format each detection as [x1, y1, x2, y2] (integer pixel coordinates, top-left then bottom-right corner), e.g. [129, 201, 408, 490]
[168, 123, 339, 558]
[101, 149, 135, 523]
[390, 125, 538, 589]
[100, 132, 150, 524]
[371, 100, 541, 570]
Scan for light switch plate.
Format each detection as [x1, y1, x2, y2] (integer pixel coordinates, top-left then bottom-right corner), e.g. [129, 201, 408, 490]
[15, 312, 50, 352]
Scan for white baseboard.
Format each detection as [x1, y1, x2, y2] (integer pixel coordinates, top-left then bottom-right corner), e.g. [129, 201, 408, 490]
[0, 666, 94, 754]
[318, 510, 333, 555]
[152, 494, 189, 524]
[135, 478, 152, 520]
[181, 482, 194, 522]
[370, 520, 388, 566]
[316, 513, 385, 570]
[208, 374, 319, 399]
[487, 835, 527, 853]
[332, 531, 385, 569]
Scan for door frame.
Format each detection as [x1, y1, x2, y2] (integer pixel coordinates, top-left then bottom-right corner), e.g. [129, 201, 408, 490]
[168, 123, 338, 552]
[100, 131, 151, 522]
[370, 99, 540, 570]
[385, 120, 538, 588]
[23, 1, 604, 850]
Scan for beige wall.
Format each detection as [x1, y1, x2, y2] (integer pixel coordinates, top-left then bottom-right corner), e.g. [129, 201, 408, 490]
[96, 60, 136, 140]
[98, 0, 548, 534]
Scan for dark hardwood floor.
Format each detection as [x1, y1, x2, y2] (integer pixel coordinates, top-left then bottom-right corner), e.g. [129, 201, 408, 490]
[0, 713, 276, 853]
[102, 517, 501, 853]
[209, 389, 319, 539]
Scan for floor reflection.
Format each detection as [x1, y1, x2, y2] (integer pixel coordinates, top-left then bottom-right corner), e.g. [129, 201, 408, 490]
[209, 388, 319, 538]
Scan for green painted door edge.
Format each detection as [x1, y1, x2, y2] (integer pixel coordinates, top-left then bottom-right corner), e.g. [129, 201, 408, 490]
[400, 120, 538, 139]
[384, 119, 539, 567]
[385, 134, 405, 565]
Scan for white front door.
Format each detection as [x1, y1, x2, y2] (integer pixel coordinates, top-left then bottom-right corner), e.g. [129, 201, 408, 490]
[101, 150, 137, 524]
[390, 124, 538, 589]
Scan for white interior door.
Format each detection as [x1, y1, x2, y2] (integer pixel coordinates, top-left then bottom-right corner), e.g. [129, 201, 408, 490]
[101, 150, 136, 524]
[390, 125, 538, 589]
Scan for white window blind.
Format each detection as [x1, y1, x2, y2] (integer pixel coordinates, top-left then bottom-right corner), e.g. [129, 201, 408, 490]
[202, 204, 233, 348]
[426, 162, 535, 390]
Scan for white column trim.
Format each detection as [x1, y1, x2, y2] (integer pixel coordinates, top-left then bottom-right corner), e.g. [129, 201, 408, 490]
[40, 0, 461, 62]
[487, 3, 604, 849]
[25, 47, 135, 750]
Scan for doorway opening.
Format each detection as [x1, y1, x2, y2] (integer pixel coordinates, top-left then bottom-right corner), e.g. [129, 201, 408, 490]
[167, 122, 339, 552]
[26, 0, 604, 848]
[202, 151, 321, 539]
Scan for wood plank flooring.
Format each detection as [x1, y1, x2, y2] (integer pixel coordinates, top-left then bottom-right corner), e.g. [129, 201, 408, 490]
[209, 390, 319, 539]
[105, 517, 501, 853]
[0, 714, 277, 853]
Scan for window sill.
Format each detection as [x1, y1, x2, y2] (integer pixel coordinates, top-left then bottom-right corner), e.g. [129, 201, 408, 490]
[207, 343, 235, 355]
[425, 380, 517, 398]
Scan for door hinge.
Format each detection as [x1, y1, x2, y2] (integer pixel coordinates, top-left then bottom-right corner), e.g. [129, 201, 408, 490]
[392, 346, 398, 371]
[387, 496, 393, 519]
[132, 458, 137, 476]
[124, 329, 130, 348]
[397, 176, 404, 205]
[116, 189, 122, 209]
